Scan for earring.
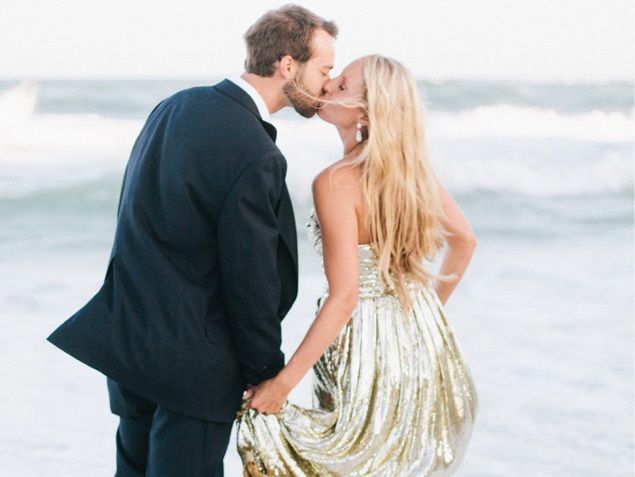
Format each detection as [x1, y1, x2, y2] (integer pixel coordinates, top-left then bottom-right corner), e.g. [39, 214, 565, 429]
[355, 122, 363, 143]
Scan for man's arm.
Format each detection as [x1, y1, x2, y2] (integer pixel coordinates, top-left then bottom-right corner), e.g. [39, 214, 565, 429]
[217, 153, 286, 386]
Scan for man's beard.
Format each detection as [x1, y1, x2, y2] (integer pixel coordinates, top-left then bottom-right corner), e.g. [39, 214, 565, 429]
[283, 71, 321, 118]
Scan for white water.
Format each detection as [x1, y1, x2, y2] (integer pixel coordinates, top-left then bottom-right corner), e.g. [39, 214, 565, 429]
[1, 83, 632, 200]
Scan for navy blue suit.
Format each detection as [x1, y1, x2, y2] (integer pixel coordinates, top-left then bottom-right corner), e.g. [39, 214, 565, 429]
[47, 79, 298, 476]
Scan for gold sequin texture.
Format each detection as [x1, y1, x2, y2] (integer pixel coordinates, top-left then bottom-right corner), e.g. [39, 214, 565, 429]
[235, 209, 478, 476]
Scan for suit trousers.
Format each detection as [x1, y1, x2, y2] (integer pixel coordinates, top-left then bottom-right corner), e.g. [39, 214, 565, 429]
[107, 378, 233, 477]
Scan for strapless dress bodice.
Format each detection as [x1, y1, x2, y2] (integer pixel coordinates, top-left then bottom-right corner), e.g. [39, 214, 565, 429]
[305, 208, 420, 299]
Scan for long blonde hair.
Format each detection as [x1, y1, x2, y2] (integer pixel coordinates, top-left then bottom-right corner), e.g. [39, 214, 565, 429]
[328, 55, 456, 313]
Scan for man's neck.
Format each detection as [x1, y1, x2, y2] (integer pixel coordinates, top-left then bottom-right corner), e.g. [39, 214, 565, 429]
[240, 72, 289, 115]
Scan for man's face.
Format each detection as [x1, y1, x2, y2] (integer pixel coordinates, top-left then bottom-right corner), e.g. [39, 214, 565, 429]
[283, 28, 335, 118]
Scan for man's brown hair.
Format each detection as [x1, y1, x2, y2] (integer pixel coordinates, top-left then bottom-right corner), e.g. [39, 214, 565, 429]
[243, 4, 338, 77]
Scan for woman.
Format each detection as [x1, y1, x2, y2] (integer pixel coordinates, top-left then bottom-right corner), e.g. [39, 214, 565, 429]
[236, 54, 479, 477]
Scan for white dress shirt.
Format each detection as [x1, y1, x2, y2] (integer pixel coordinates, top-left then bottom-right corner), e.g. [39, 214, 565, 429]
[228, 75, 271, 122]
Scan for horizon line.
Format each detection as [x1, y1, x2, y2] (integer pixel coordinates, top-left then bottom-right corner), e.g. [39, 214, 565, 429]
[0, 75, 632, 85]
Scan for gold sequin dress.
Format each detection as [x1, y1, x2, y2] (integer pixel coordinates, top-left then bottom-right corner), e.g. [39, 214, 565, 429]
[235, 209, 478, 476]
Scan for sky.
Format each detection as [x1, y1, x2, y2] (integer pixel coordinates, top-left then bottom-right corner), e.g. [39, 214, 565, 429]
[0, 0, 633, 81]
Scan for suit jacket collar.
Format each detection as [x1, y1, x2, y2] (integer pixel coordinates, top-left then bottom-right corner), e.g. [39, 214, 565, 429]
[227, 76, 271, 122]
[213, 79, 277, 142]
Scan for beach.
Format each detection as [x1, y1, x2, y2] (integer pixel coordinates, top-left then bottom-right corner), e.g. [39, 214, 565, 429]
[0, 78, 632, 476]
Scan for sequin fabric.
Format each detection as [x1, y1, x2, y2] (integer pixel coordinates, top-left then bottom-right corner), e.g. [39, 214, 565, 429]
[235, 209, 478, 476]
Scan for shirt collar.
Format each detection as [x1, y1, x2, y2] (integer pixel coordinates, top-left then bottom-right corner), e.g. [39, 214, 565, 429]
[228, 75, 271, 122]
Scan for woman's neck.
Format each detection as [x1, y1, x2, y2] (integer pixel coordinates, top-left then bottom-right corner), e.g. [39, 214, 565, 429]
[337, 125, 361, 156]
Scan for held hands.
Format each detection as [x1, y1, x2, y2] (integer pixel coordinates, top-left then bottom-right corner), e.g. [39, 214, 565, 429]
[243, 376, 292, 415]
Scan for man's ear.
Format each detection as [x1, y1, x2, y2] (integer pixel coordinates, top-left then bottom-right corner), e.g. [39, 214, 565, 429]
[278, 55, 297, 80]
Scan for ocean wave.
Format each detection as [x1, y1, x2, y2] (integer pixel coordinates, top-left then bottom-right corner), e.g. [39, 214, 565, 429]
[433, 149, 633, 198]
[2, 172, 631, 236]
[427, 104, 633, 142]
[1, 82, 632, 152]
[2, 151, 629, 205]
[0, 84, 631, 201]
[274, 118, 633, 199]
[0, 81, 37, 123]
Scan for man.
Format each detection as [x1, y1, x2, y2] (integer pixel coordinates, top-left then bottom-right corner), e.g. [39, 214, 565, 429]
[46, 5, 337, 476]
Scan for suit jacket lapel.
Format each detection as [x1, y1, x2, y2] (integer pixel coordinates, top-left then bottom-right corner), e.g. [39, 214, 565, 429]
[213, 79, 277, 142]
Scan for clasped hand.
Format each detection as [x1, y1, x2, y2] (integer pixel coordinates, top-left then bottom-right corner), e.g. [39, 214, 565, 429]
[243, 376, 291, 415]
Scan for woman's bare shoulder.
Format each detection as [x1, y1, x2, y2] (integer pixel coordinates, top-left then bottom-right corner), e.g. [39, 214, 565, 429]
[311, 157, 369, 243]
[312, 158, 363, 199]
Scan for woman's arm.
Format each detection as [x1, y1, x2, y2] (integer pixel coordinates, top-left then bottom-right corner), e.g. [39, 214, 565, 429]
[245, 166, 361, 414]
[434, 179, 478, 304]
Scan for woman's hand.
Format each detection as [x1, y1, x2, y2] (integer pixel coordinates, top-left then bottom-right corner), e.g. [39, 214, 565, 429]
[244, 376, 292, 415]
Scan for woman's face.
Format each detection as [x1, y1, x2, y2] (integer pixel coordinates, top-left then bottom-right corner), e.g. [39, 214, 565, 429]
[318, 58, 366, 128]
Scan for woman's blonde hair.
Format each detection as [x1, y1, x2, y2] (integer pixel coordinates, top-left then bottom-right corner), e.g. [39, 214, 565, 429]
[325, 55, 457, 313]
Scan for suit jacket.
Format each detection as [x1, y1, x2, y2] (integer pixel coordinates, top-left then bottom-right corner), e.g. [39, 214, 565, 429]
[46, 79, 299, 423]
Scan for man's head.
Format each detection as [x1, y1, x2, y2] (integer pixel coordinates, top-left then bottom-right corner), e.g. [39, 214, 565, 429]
[243, 4, 337, 117]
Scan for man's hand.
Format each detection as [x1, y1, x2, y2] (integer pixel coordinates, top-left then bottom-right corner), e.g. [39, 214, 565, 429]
[242, 384, 256, 401]
[244, 377, 291, 415]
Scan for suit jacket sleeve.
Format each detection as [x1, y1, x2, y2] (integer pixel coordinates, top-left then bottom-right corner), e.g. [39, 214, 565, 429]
[217, 152, 287, 386]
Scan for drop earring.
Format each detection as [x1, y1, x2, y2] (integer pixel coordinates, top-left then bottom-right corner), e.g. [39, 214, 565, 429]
[355, 122, 363, 143]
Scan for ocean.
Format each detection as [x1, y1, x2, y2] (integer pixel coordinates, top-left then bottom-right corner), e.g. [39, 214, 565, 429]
[0, 78, 632, 476]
